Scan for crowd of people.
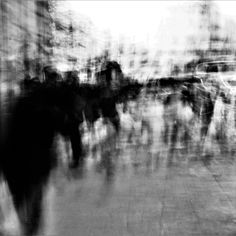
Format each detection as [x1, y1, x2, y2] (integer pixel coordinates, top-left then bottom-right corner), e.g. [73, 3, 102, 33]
[0, 61, 142, 235]
[1, 61, 236, 235]
[148, 81, 236, 166]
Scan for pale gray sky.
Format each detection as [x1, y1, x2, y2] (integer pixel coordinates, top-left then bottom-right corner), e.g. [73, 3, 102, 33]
[58, 1, 174, 40]
[217, 1, 236, 19]
[57, 1, 236, 50]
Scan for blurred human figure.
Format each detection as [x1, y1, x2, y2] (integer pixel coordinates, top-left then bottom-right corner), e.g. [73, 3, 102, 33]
[199, 91, 215, 148]
[97, 61, 122, 132]
[162, 88, 181, 165]
[64, 70, 79, 87]
[0, 80, 86, 235]
[162, 85, 195, 165]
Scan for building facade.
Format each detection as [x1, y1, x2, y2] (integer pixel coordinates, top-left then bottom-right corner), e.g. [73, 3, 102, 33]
[0, 0, 53, 82]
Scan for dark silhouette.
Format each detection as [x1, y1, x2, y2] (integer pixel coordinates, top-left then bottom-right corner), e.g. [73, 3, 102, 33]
[0, 61, 143, 235]
[0, 81, 85, 235]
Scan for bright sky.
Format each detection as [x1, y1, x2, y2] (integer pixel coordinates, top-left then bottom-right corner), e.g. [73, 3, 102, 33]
[58, 1, 175, 40]
[57, 1, 236, 49]
[217, 1, 236, 19]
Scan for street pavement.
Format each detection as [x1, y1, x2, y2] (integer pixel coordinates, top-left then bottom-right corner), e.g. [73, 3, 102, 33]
[40, 94, 236, 236]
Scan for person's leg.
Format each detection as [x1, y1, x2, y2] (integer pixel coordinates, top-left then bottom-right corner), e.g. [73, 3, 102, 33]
[69, 123, 84, 168]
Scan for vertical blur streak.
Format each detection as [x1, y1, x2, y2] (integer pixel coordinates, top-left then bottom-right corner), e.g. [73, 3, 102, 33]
[0, 1, 53, 235]
[0, 0, 52, 83]
[0, 0, 53, 155]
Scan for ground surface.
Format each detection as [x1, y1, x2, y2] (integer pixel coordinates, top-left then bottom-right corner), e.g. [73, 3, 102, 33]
[40, 93, 236, 236]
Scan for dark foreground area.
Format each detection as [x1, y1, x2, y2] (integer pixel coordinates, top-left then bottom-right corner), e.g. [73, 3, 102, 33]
[1, 80, 236, 236]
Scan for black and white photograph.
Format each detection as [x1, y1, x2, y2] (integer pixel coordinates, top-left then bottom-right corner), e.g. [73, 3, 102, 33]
[1, 0, 236, 235]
